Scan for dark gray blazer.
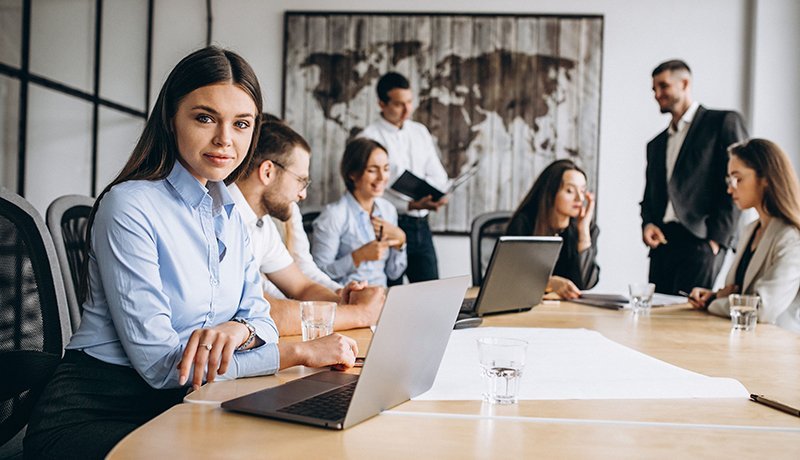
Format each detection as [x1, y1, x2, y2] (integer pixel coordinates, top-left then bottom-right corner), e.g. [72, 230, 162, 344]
[640, 106, 748, 248]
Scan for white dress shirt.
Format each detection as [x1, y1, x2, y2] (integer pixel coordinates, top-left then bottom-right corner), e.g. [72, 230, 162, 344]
[268, 202, 343, 298]
[663, 101, 700, 223]
[228, 184, 294, 278]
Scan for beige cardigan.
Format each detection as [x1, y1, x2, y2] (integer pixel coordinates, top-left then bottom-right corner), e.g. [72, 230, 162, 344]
[708, 217, 800, 333]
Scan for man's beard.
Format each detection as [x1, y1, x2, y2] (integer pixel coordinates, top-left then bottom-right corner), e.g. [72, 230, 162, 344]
[261, 189, 293, 222]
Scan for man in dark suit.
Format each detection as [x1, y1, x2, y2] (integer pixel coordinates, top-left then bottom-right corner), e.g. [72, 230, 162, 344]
[640, 60, 748, 295]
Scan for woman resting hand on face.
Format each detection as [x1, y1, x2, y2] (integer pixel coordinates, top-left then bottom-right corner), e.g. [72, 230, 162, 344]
[506, 159, 600, 300]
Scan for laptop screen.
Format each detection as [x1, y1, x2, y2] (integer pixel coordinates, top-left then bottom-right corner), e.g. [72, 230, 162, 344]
[474, 236, 562, 316]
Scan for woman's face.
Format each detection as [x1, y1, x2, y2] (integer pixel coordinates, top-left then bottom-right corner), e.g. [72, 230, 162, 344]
[727, 155, 764, 210]
[353, 148, 390, 198]
[553, 170, 587, 219]
[172, 83, 257, 185]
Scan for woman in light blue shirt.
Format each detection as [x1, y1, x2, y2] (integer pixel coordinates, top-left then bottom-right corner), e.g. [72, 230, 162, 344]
[25, 47, 357, 459]
[313, 138, 407, 287]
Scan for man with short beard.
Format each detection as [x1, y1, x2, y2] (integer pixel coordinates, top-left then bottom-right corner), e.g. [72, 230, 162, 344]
[229, 116, 384, 336]
[641, 59, 748, 295]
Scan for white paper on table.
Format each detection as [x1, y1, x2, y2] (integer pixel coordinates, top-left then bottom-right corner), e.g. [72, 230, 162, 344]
[414, 328, 749, 401]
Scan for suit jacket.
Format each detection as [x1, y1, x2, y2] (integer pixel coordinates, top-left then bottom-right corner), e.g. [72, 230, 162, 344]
[708, 218, 800, 333]
[640, 106, 748, 247]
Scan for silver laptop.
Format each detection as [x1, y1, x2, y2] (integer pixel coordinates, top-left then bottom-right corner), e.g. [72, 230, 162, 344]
[221, 275, 470, 429]
[459, 236, 562, 322]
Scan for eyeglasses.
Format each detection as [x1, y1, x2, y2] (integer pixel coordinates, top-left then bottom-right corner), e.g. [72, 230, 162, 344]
[271, 161, 311, 191]
[725, 174, 744, 190]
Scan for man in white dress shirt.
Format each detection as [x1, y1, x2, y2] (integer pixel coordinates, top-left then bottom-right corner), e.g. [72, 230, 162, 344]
[231, 116, 384, 335]
[360, 72, 449, 284]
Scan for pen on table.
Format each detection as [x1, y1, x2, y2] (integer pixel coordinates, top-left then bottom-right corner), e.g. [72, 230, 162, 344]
[750, 394, 800, 418]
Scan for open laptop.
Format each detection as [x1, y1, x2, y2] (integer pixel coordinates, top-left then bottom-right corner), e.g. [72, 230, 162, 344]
[221, 275, 470, 430]
[457, 236, 562, 327]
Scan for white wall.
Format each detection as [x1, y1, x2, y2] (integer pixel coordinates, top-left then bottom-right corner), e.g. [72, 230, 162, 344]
[751, 0, 800, 178]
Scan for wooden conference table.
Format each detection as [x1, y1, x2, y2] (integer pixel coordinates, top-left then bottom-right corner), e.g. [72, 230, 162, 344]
[109, 298, 800, 459]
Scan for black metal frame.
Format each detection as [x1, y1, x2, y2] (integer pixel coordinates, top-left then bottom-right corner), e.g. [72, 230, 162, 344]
[0, 0, 155, 197]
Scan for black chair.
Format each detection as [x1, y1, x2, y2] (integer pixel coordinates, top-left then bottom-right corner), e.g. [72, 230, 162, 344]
[46, 195, 94, 332]
[470, 211, 513, 287]
[0, 188, 71, 456]
[301, 209, 322, 239]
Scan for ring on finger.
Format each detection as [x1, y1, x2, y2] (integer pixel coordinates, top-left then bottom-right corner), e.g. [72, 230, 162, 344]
[201, 343, 213, 351]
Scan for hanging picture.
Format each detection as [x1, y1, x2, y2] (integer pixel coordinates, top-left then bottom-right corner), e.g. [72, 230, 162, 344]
[283, 12, 603, 233]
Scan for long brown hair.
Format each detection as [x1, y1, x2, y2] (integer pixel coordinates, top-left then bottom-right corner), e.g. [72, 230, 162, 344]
[79, 46, 264, 303]
[510, 159, 587, 235]
[728, 138, 800, 231]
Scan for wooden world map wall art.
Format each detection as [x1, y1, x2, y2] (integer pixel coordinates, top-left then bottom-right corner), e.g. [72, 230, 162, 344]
[283, 12, 603, 233]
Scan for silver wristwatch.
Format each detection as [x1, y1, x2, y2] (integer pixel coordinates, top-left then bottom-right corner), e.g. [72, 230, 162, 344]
[232, 317, 256, 351]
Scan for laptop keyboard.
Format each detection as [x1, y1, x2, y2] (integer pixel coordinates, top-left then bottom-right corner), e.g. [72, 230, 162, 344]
[276, 381, 358, 421]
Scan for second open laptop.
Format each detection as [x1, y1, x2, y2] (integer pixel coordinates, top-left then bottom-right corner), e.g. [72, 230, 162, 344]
[458, 236, 563, 323]
[221, 275, 470, 430]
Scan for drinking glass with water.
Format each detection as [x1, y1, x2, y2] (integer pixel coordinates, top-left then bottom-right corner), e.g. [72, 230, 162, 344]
[628, 283, 656, 313]
[299, 301, 336, 341]
[728, 294, 759, 331]
[476, 337, 528, 404]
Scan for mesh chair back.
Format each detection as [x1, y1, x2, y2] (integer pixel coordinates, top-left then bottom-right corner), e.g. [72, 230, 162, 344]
[0, 188, 70, 448]
[301, 210, 321, 239]
[470, 211, 513, 287]
[46, 195, 94, 331]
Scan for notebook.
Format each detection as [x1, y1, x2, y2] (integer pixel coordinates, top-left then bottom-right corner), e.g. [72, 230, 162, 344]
[457, 236, 562, 327]
[221, 275, 470, 429]
[390, 159, 480, 201]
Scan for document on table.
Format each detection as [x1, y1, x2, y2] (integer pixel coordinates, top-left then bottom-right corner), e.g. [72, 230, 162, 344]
[414, 328, 748, 401]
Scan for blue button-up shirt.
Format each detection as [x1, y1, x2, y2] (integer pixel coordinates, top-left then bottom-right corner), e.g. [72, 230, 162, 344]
[311, 193, 407, 286]
[68, 162, 280, 389]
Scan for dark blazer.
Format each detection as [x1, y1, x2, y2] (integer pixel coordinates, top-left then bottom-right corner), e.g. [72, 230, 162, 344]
[640, 105, 748, 248]
[506, 216, 600, 290]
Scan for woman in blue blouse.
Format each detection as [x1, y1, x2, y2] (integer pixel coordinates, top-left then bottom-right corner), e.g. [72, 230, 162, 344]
[312, 138, 407, 287]
[24, 47, 357, 459]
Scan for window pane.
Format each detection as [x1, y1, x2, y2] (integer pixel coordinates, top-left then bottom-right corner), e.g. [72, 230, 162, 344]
[101, 0, 147, 111]
[29, 0, 95, 93]
[0, 74, 19, 191]
[96, 107, 144, 190]
[25, 84, 92, 213]
[0, 0, 22, 67]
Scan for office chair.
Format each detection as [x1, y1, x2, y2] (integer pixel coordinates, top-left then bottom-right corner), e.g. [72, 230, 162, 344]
[469, 211, 513, 287]
[0, 188, 71, 456]
[46, 195, 94, 332]
[301, 209, 321, 239]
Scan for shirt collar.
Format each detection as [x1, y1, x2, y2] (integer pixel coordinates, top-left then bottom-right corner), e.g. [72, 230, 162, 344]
[376, 114, 405, 133]
[669, 101, 700, 134]
[166, 162, 235, 217]
[227, 183, 259, 226]
[344, 192, 375, 217]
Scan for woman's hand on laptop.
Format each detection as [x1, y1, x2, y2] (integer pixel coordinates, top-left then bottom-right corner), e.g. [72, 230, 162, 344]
[549, 276, 581, 300]
[278, 333, 358, 371]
